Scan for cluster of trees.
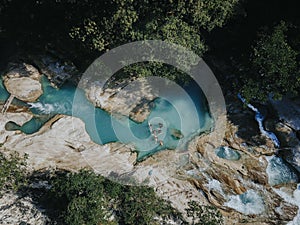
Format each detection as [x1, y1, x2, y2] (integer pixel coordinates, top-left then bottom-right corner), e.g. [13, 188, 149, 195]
[67, 0, 240, 52]
[0, 152, 223, 225]
[0, 0, 241, 81]
[240, 21, 300, 102]
[43, 169, 224, 225]
[45, 169, 183, 225]
[186, 201, 224, 225]
[1, 0, 300, 100]
[0, 151, 27, 193]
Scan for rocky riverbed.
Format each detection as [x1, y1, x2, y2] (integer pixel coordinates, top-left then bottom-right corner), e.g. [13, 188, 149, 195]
[1, 59, 300, 224]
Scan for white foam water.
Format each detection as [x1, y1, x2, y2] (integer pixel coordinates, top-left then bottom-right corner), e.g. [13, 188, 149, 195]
[273, 184, 300, 225]
[205, 178, 225, 197]
[28, 102, 55, 114]
[224, 189, 265, 215]
[266, 156, 299, 186]
[238, 93, 280, 147]
[28, 102, 70, 114]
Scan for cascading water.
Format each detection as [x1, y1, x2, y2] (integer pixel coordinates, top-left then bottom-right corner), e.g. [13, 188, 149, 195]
[266, 156, 299, 186]
[273, 184, 300, 225]
[237, 94, 300, 222]
[224, 189, 265, 215]
[237, 93, 280, 147]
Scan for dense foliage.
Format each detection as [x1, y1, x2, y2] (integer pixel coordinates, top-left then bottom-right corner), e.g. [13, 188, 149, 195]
[68, 0, 240, 52]
[45, 170, 224, 225]
[2, 1, 300, 224]
[0, 151, 27, 193]
[241, 21, 300, 101]
[0, 0, 241, 82]
[45, 169, 184, 225]
[0, 153, 223, 225]
[1, 0, 300, 101]
[67, 0, 241, 82]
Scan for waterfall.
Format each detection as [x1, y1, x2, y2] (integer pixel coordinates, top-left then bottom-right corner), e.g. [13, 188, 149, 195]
[238, 94, 280, 148]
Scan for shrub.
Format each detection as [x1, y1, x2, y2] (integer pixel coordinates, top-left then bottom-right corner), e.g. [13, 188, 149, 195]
[186, 201, 224, 225]
[0, 151, 28, 193]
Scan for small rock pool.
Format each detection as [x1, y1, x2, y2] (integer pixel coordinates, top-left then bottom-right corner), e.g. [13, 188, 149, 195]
[215, 146, 241, 161]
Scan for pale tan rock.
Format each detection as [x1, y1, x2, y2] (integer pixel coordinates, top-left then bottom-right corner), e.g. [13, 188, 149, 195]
[0, 112, 209, 222]
[4, 77, 43, 102]
[84, 78, 157, 122]
[3, 63, 43, 102]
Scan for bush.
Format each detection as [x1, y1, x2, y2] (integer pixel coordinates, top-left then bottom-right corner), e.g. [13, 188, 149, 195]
[0, 151, 27, 193]
[119, 185, 180, 225]
[186, 201, 224, 225]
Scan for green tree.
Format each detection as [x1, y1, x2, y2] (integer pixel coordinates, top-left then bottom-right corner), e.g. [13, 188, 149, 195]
[119, 186, 178, 225]
[118, 16, 206, 83]
[241, 21, 300, 101]
[49, 170, 110, 225]
[67, 0, 241, 83]
[68, 0, 240, 51]
[44, 169, 184, 225]
[0, 151, 27, 193]
[69, 0, 139, 52]
[175, 0, 241, 31]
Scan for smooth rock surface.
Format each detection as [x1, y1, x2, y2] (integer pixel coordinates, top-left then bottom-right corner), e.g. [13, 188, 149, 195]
[3, 63, 43, 102]
[85, 78, 157, 122]
[4, 77, 42, 102]
[0, 112, 208, 221]
[1, 83, 300, 224]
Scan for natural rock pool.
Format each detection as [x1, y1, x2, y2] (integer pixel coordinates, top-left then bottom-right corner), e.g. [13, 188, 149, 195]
[215, 146, 241, 161]
[0, 76, 212, 161]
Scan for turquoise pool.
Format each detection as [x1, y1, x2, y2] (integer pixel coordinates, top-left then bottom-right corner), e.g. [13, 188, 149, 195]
[1, 76, 212, 161]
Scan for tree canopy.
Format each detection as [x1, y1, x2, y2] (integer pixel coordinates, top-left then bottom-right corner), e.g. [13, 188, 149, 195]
[1, 0, 299, 101]
[68, 0, 240, 53]
[241, 21, 300, 102]
[38, 169, 187, 225]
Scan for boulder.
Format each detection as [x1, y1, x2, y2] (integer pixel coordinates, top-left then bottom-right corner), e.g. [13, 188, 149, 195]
[275, 122, 300, 173]
[3, 63, 43, 102]
[33, 56, 77, 87]
[278, 147, 300, 174]
[85, 78, 157, 122]
[270, 97, 300, 131]
[5, 62, 40, 80]
[4, 77, 42, 102]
